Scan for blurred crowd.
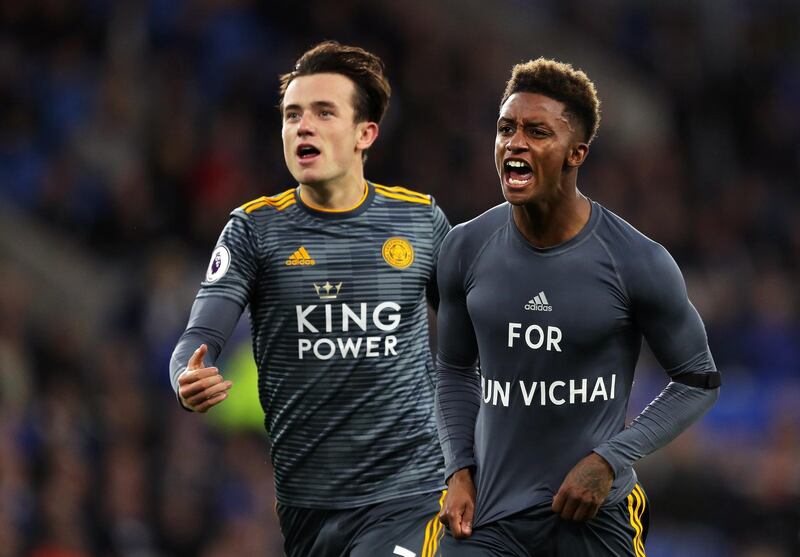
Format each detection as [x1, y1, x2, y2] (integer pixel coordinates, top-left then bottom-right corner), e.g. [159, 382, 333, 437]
[1, 0, 798, 556]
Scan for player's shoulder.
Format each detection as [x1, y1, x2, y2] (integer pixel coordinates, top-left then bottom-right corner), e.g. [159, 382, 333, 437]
[372, 182, 433, 207]
[594, 202, 676, 273]
[442, 202, 509, 255]
[595, 202, 663, 252]
[234, 188, 298, 218]
[451, 202, 509, 239]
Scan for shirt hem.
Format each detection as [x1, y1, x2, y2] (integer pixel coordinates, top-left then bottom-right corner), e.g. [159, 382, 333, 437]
[275, 481, 446, 510]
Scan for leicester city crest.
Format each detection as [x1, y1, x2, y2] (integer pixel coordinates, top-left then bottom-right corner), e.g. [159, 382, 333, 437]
[382, 237, 414, 269]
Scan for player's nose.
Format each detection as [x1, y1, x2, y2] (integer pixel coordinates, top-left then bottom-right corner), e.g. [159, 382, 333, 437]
[297, 113, 315, 136]
[505, 129, 527, 152]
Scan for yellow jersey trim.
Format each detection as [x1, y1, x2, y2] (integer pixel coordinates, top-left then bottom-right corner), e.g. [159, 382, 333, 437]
[241, 189, 297, 213]
[374, 184, 432, 205]
[373, 184, 431, 199]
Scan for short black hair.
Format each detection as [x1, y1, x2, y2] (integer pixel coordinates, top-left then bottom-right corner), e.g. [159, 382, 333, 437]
[279, 41, 391, 124]
[501, 58, 601, 143]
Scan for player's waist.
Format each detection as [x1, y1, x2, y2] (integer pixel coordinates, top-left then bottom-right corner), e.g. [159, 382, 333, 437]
[264, 387, 436, 430]
[274, 477, 446, 510]
[270, 420, 439, 462]
[472, 468, 637, 528]
[473, 436, 623, 492]
[271, 447, 445, 508]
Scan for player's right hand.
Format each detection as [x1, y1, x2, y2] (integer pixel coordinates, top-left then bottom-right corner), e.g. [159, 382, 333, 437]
[177, 344, 233, 413]
[439, 468, 476, 539]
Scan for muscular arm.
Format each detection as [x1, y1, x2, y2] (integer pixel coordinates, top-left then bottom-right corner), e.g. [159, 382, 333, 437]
[434, 227, 480, 480]
[556, 240, 720, 521]
[434, 226, 481, 537]
[594, 242, 720, 476]
[426, 199, 453, 312]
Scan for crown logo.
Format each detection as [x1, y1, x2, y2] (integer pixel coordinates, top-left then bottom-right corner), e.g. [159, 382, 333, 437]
[313, 281, 342, 300]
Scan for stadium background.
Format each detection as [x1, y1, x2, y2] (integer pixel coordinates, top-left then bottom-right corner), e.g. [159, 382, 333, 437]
[1, 0, 798, 555]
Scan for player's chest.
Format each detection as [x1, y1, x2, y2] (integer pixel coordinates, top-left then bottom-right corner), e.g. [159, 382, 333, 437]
[466, 248, 631, 350]
[262, 223, 432, 305]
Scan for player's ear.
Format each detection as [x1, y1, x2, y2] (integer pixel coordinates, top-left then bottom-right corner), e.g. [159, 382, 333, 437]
[355, 121, 379, 151]
[566, 142, 589, 168]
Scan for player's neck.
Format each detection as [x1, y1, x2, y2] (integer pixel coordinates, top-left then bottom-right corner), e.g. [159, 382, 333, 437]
[512, 190, 591, 248]
[299, 171, 368, 211]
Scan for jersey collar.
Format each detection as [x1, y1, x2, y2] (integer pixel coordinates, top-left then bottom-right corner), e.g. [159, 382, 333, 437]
[294, 181, 376, 220]
[507, 199, 602, 255]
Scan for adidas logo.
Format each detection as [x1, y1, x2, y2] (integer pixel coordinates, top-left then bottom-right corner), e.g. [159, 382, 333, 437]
[524, 291, 552, 312]
[286, 246, 315, 266]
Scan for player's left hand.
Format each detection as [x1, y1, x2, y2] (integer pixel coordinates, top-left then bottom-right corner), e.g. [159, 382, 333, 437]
[551, 452, 614, 522]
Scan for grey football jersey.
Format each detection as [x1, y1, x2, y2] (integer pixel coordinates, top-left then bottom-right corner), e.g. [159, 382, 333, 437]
[176, 183, 450, 508]
[435, 201, 716, 527]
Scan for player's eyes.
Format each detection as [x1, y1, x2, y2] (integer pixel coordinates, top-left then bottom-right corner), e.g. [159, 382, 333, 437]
[285, 112, 300, 121]
[498, 125, 513, 134]
[319, 110, 333, 118]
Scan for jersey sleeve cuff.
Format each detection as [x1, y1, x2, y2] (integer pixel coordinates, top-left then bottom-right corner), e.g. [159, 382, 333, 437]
[444, 458, 476, 483]
[592, 446, 627, 479]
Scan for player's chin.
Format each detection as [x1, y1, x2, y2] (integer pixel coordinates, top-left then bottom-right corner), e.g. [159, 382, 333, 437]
[501, 185, 534, 205]
[500, 176, 536, 203]
[291, 168, 324, 186]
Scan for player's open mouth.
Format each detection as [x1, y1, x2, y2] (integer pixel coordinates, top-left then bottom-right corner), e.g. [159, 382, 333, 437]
[297, 144, 321, 161]
[504, 159, 534, 186]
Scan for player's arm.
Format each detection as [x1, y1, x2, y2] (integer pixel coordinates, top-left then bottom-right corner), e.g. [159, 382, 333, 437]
[592, 242, 719, 476]
[169, 211, 260, 412]
[555, 243, 720, 521]
[425, 198, 452, 312]
[170, 296, 243, 412]
[434, 226, 480, 538]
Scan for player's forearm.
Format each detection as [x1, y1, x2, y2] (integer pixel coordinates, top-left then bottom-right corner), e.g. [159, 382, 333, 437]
[169, 296, 243, 394]
[436, 357, 481, 480]
[593, 381, 719, 477]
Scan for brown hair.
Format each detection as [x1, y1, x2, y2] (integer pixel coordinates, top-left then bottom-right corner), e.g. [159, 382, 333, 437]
[501, 58, 601, 143]
[279, 41, 391, 124]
